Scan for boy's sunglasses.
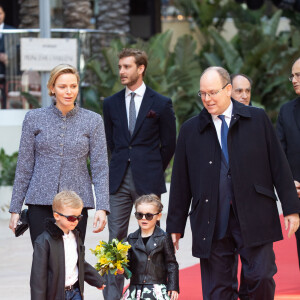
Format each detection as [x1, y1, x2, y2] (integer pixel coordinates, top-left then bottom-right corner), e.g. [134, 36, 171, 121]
[54, 211, 83, 222]
[134, 212, 160, 221]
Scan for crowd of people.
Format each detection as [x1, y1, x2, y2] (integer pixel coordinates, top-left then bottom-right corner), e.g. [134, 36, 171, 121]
[6, 46, 300, 300]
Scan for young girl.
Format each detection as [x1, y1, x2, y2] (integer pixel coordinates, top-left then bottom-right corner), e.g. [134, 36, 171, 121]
[122, 194, 179, 300]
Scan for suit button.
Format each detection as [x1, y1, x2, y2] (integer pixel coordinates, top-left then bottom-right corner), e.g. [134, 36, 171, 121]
[205, 199, 208, 203]
[203, 237, 206, 241]
[209, 161, 212, 164]
[129, 146, 132, 149]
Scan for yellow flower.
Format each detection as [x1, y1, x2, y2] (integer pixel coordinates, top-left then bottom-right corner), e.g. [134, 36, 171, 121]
[116, 262, 123, 270]
[99, 257, 108, 264]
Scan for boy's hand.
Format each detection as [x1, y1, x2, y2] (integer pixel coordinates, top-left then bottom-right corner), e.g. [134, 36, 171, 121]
[97, 284, 106, 290]
[116, 268, 124, 275]
[168, 290, 179, 300]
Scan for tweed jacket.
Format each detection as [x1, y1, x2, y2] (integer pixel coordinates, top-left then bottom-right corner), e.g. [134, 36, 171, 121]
[9, 103, 109, 213]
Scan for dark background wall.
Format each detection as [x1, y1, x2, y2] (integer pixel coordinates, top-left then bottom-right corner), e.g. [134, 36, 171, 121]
[0, 0, 19, 28]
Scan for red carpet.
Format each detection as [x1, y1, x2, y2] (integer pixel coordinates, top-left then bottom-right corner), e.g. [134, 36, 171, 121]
[178, 215, 300, 299]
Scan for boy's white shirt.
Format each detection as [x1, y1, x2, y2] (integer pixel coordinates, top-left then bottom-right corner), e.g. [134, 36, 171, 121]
[63, 230, 79, 286]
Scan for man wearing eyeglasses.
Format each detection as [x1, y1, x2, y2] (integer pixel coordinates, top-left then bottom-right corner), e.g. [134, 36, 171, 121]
[167, 66, 300, 300]
[277, 57, 300, 269]
[231, 74, 252, 106]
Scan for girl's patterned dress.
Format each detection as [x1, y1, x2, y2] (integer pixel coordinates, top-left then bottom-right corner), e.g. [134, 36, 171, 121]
[122, 283, 170, 300]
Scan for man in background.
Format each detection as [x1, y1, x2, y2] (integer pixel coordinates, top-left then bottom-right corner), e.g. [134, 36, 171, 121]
[277, 57, 300, 269]
[103, 48, 176, 300]
[231, 73, 253, 300]
[0, 5, 14, 109]
[231, 73, 252, 106]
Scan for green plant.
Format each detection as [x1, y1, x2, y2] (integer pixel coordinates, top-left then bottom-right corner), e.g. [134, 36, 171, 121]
[21, 92, 41, 109]
[0, 148, 18, 186]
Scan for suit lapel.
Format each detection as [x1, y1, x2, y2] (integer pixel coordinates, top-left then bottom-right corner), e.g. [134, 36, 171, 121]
[117, 90, 131, 142]
[131, 87, 154, 140]
[293, 98, 300, 131]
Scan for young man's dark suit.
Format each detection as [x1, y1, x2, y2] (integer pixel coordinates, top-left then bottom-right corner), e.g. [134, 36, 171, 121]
[167, 99, 300, 299]
[103, 85, 176, 300]
[277, 97, 300, 268]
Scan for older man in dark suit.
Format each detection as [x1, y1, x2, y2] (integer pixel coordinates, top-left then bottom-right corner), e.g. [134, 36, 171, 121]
[167, 66, 300, 300]
[277, 57, 300, 268]
[103, 48, 176, 300]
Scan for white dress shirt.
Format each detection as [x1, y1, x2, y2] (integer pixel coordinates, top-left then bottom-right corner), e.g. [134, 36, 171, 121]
[125, 82, 146, 127]
[63, 230, 79, 286]
[211, 101, 233, 149]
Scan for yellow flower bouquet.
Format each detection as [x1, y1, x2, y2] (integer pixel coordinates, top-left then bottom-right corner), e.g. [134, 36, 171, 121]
[90, 238, 132, 278]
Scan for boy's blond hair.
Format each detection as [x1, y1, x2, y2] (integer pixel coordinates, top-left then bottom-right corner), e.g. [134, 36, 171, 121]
[52, 191, 83, 211]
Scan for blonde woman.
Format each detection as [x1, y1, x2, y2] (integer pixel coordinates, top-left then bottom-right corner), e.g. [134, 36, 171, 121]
[9, 64, 109, 244]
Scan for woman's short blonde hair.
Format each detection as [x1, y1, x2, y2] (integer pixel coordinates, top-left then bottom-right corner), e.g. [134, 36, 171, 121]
[52, 190, 83, 212]
[47, 64, 80, 96]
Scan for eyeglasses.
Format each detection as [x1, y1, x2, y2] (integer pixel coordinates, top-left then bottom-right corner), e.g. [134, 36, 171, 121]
[134, 212, 160, 221]
[54, 211, 83, 222]
[198, 83, 229, 99]
[288, 72, 300, 81]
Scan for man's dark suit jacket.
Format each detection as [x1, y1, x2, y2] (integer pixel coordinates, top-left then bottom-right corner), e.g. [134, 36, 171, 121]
[103, 86, 176, 196]
[277, 97, 300, 182]
[167, 99, 300, 258]
[0, 23, 14, 75]
[277, 97, 300, 254]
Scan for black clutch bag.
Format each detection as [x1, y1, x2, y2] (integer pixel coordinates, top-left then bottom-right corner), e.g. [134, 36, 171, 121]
[15, 209, 29, 237]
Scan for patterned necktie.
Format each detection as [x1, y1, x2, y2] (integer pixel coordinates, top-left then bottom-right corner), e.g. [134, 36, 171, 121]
[218, 115, 229, 163]
[128, 92, 136, 135]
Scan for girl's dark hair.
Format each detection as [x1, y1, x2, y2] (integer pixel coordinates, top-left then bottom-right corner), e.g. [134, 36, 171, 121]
[134, 194, 163, 213]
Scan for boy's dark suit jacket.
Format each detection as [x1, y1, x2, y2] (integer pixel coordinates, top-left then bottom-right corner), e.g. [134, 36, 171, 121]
[103, 86, 176, 196]
[277, 97, 300, 263]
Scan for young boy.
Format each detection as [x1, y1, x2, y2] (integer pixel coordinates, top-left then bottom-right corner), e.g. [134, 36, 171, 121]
[30, 190, 105, 300]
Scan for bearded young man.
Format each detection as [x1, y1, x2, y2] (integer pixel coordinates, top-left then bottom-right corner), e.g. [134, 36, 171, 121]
[102, 48, 176, 300]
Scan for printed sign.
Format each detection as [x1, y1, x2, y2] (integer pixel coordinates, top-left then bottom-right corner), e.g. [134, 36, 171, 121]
[21, 38, 77, 71]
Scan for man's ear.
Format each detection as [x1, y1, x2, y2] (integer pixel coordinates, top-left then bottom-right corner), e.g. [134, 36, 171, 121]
[138, 64, 145, 75]
[225, 83, 232, 97]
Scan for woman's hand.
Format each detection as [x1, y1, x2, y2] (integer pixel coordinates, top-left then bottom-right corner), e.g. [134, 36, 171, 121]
[168, 290, 179, 300]
[93, 210, 107, 233]
[9, 213, 20, 234]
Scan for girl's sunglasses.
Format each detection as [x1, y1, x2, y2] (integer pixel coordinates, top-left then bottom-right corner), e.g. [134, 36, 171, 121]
[134, 212, 160, 221]
[54, 211, 83, 222]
